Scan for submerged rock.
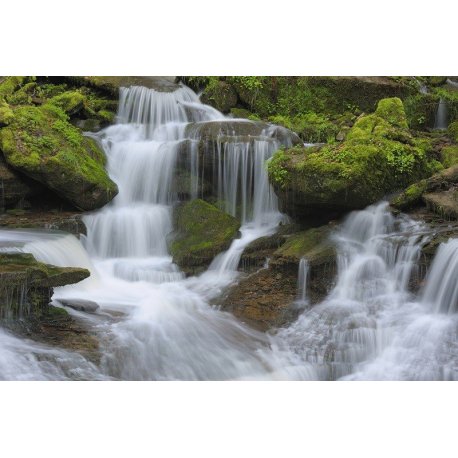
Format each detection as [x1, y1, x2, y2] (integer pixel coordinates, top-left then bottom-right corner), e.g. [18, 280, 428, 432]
[269, 98, 442, 222]
[170, 199, 240, 275]
[0, 104, 118, 210]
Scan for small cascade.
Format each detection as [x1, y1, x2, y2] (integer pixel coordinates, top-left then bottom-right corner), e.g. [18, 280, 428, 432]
[422, 238, 458, 314]
[434, 98, 448, 130]
[296, 258, 309, 305]
[272, 202, 441, 380]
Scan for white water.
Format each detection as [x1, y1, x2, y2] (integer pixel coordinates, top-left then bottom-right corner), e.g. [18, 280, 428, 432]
[434, 98, 448, 130]
[1, 84, 458, 380]
[296, 258, 309, 305]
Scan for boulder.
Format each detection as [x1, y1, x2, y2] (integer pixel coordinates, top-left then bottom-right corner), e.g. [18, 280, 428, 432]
[170, 199, 241, 275]
[391, 164, 458, 214]
[269, 98, 442, 222]
[0, 104, 118, 211]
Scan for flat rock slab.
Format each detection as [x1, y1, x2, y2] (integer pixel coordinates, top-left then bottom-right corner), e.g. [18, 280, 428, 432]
[59, 299, 100, 313]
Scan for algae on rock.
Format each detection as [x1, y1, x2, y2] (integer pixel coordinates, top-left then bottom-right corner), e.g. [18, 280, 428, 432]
[170, 199, 240, 274]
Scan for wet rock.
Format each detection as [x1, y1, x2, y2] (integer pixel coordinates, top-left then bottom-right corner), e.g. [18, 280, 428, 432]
[0, 252, 90, 319]
[0, 211, 86, 236]
[58, 299, 99, 313]
[170, 199, 240, 275]
[221, 224, 338, 330]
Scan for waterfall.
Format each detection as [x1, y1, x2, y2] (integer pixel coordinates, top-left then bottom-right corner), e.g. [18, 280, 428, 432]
[422, 239, 458, 314]
[434, 98, 448, 130]
[271, 202, 458, 381]
[2, 82, 458, 380]
[296, 258, 309, 305]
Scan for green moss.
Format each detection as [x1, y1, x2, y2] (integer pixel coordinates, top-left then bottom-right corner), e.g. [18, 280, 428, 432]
[201, 81, 238, 113]
[0, 77, 26, 100]
[390, 180, 428, 210]
[269, 98, 440, 215]
[448, 121, 458, 142]
[268, 112, 339, 143]
[0, 104, 117, 210]
[47, 91, 86, 115]
[273, 226, 336, 267]
[170, 199, 240, 272]
[0, 101, 14, 126]
[374, 97, 409, 128]
[441, 145, 458, 168]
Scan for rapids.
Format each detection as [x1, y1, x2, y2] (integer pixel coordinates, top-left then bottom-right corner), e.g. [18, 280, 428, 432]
[0, 83, 457, 380]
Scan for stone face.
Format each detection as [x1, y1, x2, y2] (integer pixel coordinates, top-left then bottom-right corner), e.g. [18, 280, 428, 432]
[170, 199, 241, 275]
[0, 104, 118, 211]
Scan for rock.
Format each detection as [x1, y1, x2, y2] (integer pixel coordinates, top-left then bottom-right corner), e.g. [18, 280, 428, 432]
[0, 252, 90, 318]
[47, 91, 86, 116]
[62, 76, 179, 96]
[201, 81, 238, 113]
[0, 104, 118, 211]
[220, 224, 338, 330]
[58, 298, 99, 313]
[0, 153, 41, 210]
[269, 98, 442, 222]
[440, 145, 458, 168]
[0, 210, 86, 235]
[170, 199, 241, 275]
[391, 164, 458, 215]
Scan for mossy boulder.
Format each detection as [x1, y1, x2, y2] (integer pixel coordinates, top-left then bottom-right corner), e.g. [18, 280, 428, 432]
[47, 91, 86, 116]
[0, 252, 90, 318]
[440, 145, 458, 168]
[0, 104, 118, 211]
[170, 199, 240, 274]
[201, 81, 238, 113]
[448, 121, 458, 142]
[391, 164, 458, 216]
[268, 98, 442, 221]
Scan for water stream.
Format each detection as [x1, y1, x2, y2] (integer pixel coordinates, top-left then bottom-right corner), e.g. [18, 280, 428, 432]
[1, 84, 457, 380]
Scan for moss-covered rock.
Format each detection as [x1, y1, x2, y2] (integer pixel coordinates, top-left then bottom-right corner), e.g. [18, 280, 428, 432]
[201, 81, 238, 113]
[47, 91, 86, 116]
[448, 121, 458, 142]
[170, 199, 240, 274]
[268, 98, 442, 221]
[0, 104, 118, 211]
[390, 180, 428, 210]
[440, 145, 458, 168]
[0, 252, 90, 318]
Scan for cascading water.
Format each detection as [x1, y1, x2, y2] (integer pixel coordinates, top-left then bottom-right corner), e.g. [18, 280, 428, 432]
[434, 98, 448, 130]
[1, 82, 458, 380]
[273, 202, 458, 380]
[296, 258, 309, 305]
